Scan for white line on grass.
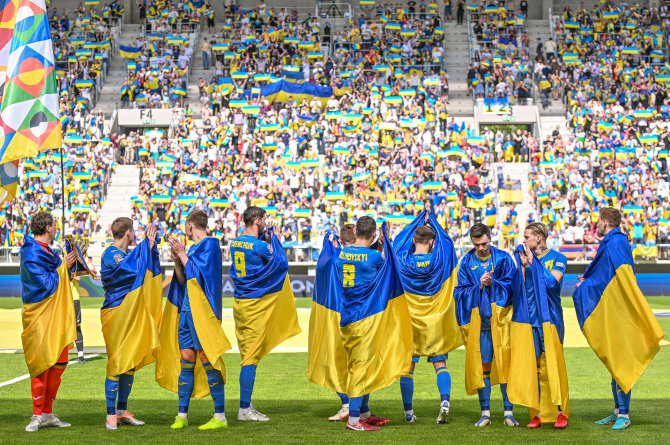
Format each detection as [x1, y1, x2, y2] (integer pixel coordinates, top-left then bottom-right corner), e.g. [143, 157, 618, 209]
[0, 353, 100, 388]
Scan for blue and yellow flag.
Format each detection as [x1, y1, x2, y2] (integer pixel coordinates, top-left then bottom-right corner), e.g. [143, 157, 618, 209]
[455, 246, 515, 395]
[20, 236, 76, 378]
[229, 233, 301, 366]
[340, 222, 412, 397]
[155, 237, 231, 398]
[307, 233, 348, 392]
[393, 211, 462, 357]
[100, 237, 162, 377]
[572, 228, 664, 393]
[508, 246, 569, 422]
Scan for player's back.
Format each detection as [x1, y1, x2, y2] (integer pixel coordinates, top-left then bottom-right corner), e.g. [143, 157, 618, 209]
[230, 234, 272, 278]
[337, 245, 383, 298]
[100, 245, 130, 309]
[408, 252, 433, 270]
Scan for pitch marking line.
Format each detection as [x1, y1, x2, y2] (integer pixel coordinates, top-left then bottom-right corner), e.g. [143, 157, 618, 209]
[0, 353, 101, 388]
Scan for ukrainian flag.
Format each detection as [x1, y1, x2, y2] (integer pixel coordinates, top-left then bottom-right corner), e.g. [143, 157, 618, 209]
[229, 233, 301, 367]
[393, 212, 462, 357]
[307, 233, 348, 392]
[100, 237, 162, 377]
[119, 45, 142, 59]
[466, 188, 493, 209]
[485, 207, 497, 226]
[341, 222, 412, 397]
[156, 237, 232, 397]
[508, 245, 569, 422]
[572, 228, 664, 393]
[455, 246, 515, 395]
[20, 236, 76, 377]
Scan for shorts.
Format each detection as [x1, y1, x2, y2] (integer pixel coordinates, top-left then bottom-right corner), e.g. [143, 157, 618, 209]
[412, 354, 448, 363]
[532, 326, 544, 359]
[480, 329, 493, 364]
[178, 311, 202, 350]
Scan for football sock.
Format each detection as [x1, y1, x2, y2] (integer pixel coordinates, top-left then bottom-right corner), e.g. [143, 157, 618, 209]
[30, 371, 49, 416]
[43, 363, 66, 415]
[435, 366, 451, 403]
[400, 372, 414, 411]
[500, 383, 513, 412]
[203, 362, 225, 414]
[348, 396, 363, 424]
[614, 381, 631, 416]
[105, 375, 120, 415]
[360, 394, 370, 417]
[178, 360, 196, 414]
[478, 370, 491, 412]
[611, 379, 620, 414]
[239, 364, 257, 409]
[117, 370, 135, 412]
[337, 392, 349, 406]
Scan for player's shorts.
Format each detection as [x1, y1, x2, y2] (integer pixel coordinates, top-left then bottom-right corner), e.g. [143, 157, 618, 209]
[412, 355, 448, 363]
[480, 329, 493, 364]
[532, 326, 544, 359]
[178, 311, 202, 350]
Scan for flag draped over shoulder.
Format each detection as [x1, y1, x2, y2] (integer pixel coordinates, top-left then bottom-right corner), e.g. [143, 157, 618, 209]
[0, 0, 62, 165]
[100, 238, 163, 377]
[508, 246, 569, 422]
[156, 237, 231, 398]
[572, 228, 664, 393]
[393, 210, 462, 357]
[455, 246, 515, 395]
[307, 233, 348, 392]
[20, 236, 75, 378]
[229, 232, 301, 366]
[341, 222, 412, 398]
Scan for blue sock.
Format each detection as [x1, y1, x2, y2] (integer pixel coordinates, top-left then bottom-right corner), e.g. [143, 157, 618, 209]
[614, 381, 631, 415]
[501, 383, 513, 411]
[337, 392, 349, 405]
[435, 366, 451, 403]
[360, 394, 370, 414]
[203, 362, 225, 414]
[611, 379, 620, 412]
[105, 376, 119, 415]
[477, 372, 491, 411]
[178, 360, 195, 413]
[349, 396, 363, 419]
[239, 364, 257, 409]
[400, 372, 414, 411]
[117, 370, 135, 411]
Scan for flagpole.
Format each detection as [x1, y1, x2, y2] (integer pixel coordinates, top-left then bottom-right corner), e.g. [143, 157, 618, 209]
[59, 146, 66, 234]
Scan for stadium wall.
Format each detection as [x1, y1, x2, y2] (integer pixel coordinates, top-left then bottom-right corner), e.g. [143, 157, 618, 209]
[1, 264, 669, 298]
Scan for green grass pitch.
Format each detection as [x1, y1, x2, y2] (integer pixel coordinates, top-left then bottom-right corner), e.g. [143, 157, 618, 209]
[0, 300, 668, 444]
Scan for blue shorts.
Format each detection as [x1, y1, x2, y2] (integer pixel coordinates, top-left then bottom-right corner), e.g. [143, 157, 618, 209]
[412, 354, 448, 363]
[480, 330, 493, 364]
[178, 311, 202, 350]
[532, 327, 544, 359]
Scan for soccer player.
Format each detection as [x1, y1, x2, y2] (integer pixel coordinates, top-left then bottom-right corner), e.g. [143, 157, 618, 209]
[168, 210, 229, 430]
[397, 224, 455, 424]
[455, 223, 518, 427]
[21, 211, 76, 432]
[100, 218, 159, 430]
[574, 207, 664, 430]
[337, 216, 393, 431]
[516, 222, 569, 429]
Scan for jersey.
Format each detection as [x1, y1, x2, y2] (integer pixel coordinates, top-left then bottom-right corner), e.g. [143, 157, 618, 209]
[408, 252, 433, 269]
[463, 252, 494, 330]
[180, 239, 209, 312]
[337, 246, 383, 298]
[229, 234, 273, 279]
[101, 245, 129, 309]
[524, 249, 567, 327]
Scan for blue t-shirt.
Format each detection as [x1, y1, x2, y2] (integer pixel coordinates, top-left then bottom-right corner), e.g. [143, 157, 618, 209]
[464, 252, 494, 330]
[101, 245, 129, 309]
[180, 239, 208, 312]
[229, 234, 273, 278]
[337, 245, 383, 298]
[524, 249, 567, 326]
[408, 252, 433, 269]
